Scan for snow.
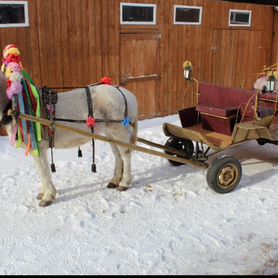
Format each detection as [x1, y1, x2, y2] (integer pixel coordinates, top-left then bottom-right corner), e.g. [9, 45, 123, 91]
[0, 114, 277, 275]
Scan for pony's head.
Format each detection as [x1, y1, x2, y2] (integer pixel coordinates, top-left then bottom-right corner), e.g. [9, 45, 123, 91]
[1, 44, 22, 73]
[0, 44, 22, 126]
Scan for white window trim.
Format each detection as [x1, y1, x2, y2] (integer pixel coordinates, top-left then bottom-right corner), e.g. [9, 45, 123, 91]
[0, 0, 29, 28]
[229, 9, 252, 27]
[173, 5, 202, 25]
[120, 2, 157, 25]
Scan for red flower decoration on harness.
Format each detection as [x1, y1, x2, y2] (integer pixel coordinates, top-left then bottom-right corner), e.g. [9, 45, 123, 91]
[87, 116, 96, 128]
[100, 77, 112, 85]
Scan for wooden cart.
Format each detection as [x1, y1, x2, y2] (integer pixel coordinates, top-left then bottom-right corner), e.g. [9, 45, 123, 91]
[162, 72, 278, 193]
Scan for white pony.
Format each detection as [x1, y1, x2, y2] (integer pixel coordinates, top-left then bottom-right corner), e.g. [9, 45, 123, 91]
[0, 71, 138, 207]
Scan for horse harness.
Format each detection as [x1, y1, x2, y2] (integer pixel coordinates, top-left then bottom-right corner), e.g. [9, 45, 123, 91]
[41, 83, 131, 173]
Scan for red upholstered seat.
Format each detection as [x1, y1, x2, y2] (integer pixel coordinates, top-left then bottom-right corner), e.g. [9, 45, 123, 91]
[197, 105, 239, 118]
[197, 83, 257, 135]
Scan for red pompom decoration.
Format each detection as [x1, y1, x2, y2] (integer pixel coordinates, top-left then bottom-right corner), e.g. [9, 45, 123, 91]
[100, 77, 112, 85]
[6, 55, 21, 64]
[87, 116, 96, 128]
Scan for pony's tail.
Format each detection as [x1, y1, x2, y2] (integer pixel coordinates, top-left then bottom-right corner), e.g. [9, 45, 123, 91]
[130, 116, 138, 145]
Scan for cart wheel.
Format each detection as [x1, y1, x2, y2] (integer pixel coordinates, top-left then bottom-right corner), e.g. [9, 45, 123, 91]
[206, 156, 242, 194]
[165, 137, 194, 166]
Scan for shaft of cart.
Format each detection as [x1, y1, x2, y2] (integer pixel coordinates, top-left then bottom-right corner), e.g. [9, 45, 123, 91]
[19, 113, 209, 169]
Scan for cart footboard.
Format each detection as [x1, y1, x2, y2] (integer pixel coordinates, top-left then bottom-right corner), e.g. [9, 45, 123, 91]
[163, 123, 224, 150]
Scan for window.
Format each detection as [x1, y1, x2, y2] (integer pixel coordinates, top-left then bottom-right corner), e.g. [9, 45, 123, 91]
[174, 5, 202, 25]
[229, 10, 252, 27]
[120, 3, 157, 25]
[0, 1, 29, 27]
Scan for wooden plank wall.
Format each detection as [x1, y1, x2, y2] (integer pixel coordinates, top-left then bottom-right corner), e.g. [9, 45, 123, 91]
[0, 0, 40, 84]
[0, 0, 276, 120]
[156, 0, 276, 115]
[0, 0, 120, 89]
[272, 11, 278, 64]
[0, 0, 120, 136]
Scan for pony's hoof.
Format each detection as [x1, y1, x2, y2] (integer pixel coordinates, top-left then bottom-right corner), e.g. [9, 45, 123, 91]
[107, 183, 118, 189]
[117, 186, 129, 192]
[36, 193, 44, 200]
[39, 200, 53, 207]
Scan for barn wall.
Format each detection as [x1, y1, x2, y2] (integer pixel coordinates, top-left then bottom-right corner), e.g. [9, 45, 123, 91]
[0, 0, 276, 121]
[115, 0, 276, 116]
[0, 0, 121, 89]
[157, 0, 276, 115]
[272, 11, 278, 64]
[0, 0, 40, 83]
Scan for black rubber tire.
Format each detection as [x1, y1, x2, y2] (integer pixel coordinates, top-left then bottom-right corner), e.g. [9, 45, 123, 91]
[206, 156, 242, 194]
[165, 137, 194, 166]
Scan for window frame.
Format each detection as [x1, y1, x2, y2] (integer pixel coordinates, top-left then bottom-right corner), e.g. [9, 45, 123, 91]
[0, 0, 29, 28]
[120, 2, 157, 25]
[229, 9, 252, 27]
[173, 5, 203, 26]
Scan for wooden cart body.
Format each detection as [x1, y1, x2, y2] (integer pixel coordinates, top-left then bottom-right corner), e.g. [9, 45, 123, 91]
[164, 115, 277, 152]
[161, 79, 277, 193]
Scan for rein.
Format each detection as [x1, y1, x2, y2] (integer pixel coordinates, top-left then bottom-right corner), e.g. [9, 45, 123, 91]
[44, 83, 129, 125]
[43, 82, 99, 91]
[53, 118, 122, 124]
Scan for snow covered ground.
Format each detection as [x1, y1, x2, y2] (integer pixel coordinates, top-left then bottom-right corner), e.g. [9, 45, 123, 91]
[0, 114, 277, 275]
